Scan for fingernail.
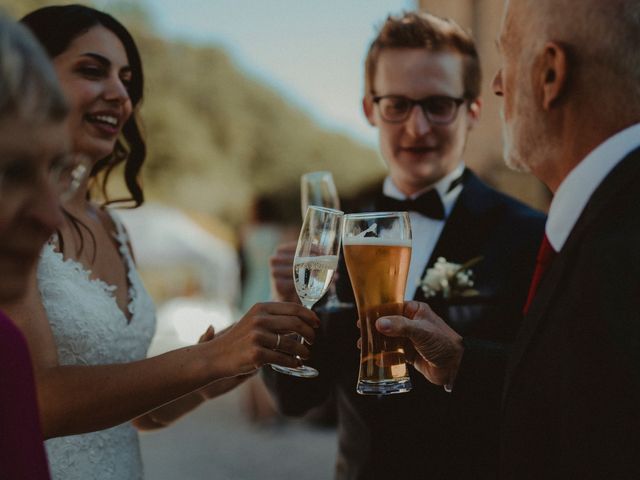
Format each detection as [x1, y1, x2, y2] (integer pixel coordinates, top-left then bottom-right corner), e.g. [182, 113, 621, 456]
[377, 318, 392, 331]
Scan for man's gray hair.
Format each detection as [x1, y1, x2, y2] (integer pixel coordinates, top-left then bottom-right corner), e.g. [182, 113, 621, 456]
[518, 0, 640, 101]
[0, 12, 67, 122]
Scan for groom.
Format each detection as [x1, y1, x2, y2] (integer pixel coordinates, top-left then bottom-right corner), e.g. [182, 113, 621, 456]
[266, 11, 545, 479]
[375, 0, 640, 478]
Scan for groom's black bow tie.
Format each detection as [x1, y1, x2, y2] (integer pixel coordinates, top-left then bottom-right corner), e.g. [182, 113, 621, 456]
[379, 189, 445, 220]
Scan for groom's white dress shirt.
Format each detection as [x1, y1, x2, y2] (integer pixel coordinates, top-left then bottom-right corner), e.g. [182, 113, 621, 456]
[383, 162, 465, 300]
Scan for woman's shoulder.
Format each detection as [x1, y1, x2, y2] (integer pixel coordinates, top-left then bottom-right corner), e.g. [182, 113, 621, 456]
[97, 205, 124, 233]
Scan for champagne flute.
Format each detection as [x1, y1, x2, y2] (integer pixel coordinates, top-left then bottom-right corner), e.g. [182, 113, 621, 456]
[271, 205, 344, 377]
[300, 171, 353, 311]
[301, 171, 340, 216]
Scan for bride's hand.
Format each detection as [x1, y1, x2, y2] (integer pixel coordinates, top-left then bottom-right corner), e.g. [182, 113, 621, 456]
[208, 302, 319, 377]
[195, 326, 253, 400]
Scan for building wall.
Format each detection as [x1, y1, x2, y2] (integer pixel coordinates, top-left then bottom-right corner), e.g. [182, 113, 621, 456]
[418, 0, 550, 211]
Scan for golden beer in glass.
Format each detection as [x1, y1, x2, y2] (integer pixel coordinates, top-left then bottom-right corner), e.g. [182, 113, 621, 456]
[343, 212, 412, 395]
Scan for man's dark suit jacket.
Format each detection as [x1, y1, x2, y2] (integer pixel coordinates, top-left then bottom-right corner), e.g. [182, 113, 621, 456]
[472, 149, 640, 479]
[264, 169, 546, 479]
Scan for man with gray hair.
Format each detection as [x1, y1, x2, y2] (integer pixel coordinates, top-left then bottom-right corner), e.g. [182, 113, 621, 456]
[374, 0, 640, 477]
[0, 13, 71, 479]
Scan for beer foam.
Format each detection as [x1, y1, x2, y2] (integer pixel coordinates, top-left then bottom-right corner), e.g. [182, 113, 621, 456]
[342, 236, 411, 247]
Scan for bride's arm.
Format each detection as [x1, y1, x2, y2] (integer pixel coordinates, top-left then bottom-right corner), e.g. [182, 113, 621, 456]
[4, 275, 318, 439]
[131, 327, 252, 431]
[132, 374, 251, 430]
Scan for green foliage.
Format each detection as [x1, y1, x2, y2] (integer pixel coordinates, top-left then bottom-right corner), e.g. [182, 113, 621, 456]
[0, 0, 86, 17]
[2, 0, 385, 226]
[139, 35, 384, 224]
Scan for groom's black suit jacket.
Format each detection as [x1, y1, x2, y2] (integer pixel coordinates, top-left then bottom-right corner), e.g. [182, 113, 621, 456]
[264, 169, 545, 479]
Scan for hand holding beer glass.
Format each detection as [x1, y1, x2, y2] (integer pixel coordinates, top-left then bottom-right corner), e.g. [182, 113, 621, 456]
[343, 212, 412, 394]
[271, 205, 344, 378]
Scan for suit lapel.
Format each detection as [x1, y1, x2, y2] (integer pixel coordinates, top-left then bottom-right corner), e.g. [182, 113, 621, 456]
[412, 170, 503, 301]
[502, 149, 640, 404]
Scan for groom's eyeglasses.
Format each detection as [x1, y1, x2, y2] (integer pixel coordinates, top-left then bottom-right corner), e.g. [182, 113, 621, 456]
[372, 94, 466, 125]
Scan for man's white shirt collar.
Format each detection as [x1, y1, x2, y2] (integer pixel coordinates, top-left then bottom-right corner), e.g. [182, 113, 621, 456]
[382, 162, 465, 217]
[547, 122, 640, 251]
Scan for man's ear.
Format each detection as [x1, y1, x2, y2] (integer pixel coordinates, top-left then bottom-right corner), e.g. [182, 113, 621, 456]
[539, 41, 568, 110]
[466, 98, 482, 129]
[363, 95, 376, 126]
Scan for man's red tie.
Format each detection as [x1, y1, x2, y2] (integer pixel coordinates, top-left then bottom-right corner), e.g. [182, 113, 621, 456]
[523, 234, 557, 314]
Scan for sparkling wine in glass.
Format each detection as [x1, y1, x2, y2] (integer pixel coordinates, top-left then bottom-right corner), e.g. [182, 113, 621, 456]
[271, 205, 343, 378]
[300, 171, 352, 311]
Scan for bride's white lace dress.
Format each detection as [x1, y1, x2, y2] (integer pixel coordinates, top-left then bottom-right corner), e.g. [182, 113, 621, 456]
[37, 211, 156, 480]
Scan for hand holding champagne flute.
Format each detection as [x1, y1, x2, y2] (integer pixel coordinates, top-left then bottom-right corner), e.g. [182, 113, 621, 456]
[271, 205, 344, 377]
[343, 212, 413, 395]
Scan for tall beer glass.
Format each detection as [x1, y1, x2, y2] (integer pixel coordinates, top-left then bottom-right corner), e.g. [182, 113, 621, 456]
[343, 212, 412, 395]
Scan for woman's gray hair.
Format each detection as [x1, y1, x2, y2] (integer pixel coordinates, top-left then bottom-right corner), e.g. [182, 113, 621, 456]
[0, 12, 67, 122]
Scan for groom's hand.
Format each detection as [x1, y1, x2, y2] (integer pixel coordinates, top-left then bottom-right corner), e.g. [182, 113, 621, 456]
[376, 301, 464, 387]
[269, 242, 300, 303]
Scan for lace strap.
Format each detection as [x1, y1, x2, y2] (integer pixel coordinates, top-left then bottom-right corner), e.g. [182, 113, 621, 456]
[104, 208, 141, 321]
[105, 209, 135, 268]
[106, 209, 126, 238]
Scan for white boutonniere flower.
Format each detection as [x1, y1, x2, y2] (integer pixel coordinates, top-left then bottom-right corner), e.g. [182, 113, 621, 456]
[421, 256, 483, 299]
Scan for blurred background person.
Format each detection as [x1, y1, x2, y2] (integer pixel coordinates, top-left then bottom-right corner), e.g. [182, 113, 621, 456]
[266, 11, 545, 479]
[240, 193, 298, 314]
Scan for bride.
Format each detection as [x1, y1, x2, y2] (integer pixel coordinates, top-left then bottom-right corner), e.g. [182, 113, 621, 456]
[7, 5, 317, 480]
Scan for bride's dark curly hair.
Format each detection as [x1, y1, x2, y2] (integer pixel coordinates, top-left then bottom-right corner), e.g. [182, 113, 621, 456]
[21, 4, 146, 207]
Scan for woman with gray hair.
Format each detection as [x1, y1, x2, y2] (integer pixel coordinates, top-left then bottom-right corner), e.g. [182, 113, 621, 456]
[0, 13, 81, 479]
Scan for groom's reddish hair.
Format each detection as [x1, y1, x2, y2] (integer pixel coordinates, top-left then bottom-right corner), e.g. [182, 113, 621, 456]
[364, 11, 481, 102]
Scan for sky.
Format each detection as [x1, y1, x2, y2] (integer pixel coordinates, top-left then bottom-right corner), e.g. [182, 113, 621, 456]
[121, 0, 417, 147]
